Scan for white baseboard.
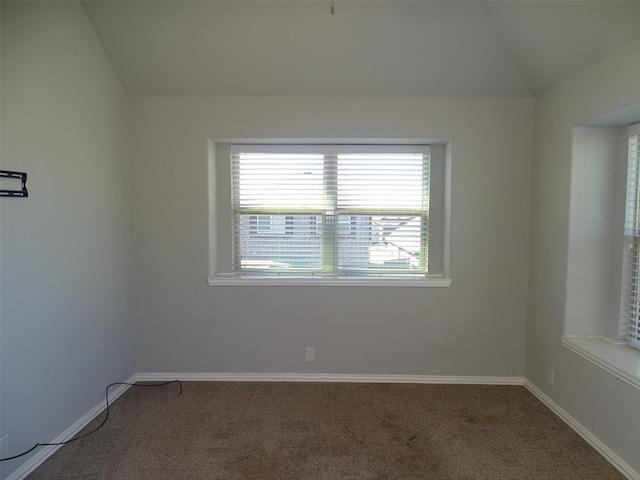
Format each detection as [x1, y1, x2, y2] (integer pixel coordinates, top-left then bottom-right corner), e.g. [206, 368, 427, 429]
[524, 379, 640, 480]
[5, 374, 137, 480]
[136, 372, 524, 385]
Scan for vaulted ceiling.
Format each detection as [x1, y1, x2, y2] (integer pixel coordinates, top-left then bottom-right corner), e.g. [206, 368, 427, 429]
[81, 0, 640, 97]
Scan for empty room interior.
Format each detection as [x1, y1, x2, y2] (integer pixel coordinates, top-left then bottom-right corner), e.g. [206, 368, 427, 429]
[1, 0, 640, 478]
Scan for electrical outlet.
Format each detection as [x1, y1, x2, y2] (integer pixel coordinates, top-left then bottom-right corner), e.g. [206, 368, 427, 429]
[547, 367, 554, 387]
[306, 347, 315, 362]
[0, 435, 8, 459]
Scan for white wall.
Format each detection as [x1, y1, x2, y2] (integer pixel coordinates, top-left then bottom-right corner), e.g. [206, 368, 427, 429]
[130, 96, 534, 377]
[527, 38, 640, 474]
[0, 3, 134, 478]
[564, 126, 620, 337]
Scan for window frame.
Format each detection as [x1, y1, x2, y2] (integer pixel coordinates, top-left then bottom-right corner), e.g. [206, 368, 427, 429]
[209, 139, 451, 287]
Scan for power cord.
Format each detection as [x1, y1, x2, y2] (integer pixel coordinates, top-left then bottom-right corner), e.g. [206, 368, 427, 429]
[0, 380, 182, 462]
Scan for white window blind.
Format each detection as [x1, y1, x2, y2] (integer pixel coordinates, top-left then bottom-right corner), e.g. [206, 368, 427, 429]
[621, 123, 640, 350]
[230, 145, 431, 277]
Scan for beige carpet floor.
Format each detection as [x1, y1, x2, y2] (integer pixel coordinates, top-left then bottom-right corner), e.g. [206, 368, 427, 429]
[26, 382, 625, 479]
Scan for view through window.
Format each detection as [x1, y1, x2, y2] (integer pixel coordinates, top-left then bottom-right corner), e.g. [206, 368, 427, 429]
[230, 145, 431, 277]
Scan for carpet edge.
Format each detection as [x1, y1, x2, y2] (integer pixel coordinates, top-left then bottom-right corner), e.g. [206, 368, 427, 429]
[524, 379, 639, 480]
[136, 372, 525, 385]
[5, 374, 138, 480]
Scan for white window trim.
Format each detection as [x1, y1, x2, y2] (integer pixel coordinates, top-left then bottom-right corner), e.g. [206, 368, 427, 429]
[562, 336, 640, 391]
[208, 275, 452, 287]
[209, 138, 452, 287]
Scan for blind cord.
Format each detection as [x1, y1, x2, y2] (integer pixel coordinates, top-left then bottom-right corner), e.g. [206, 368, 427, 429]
[0, 380, 182, 462]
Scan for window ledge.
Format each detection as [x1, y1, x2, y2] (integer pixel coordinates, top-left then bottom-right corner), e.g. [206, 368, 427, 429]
[561, 336, 640, 391]
[208, 275, 452, 287]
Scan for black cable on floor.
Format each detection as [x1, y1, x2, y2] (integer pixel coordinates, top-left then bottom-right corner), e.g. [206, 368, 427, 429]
[0, 380, 182, 462]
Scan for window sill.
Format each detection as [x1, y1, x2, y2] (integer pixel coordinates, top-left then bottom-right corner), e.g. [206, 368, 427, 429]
[561, 336, 640, 391]
[208, 275, 452, 287]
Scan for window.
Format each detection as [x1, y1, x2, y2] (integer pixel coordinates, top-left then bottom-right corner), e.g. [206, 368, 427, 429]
[230, 144, 433, 278]
[620, 123, 640, 350]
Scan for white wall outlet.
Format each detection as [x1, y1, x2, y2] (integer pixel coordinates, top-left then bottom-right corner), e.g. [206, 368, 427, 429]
[547, 367, 554, 386]
[0, 435, 8, 459]
[306, 347, 315, 362]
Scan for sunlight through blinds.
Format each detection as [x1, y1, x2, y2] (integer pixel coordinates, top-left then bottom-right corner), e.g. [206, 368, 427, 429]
[231, 145, 430, 277]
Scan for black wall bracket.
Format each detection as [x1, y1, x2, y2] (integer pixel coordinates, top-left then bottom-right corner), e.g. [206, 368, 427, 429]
[0, 170, 29, 197]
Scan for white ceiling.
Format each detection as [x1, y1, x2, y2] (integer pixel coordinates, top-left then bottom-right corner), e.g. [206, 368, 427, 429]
[81, 0, 640, 97]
